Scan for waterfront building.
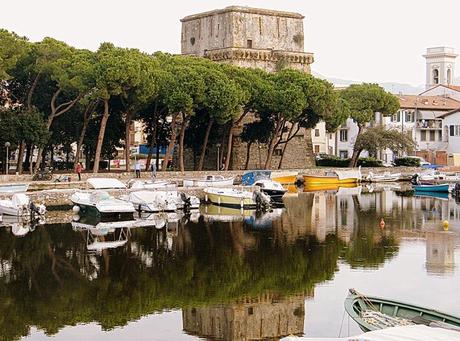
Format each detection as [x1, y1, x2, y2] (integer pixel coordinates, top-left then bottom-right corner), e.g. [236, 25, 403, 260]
[180, 6, 316, 169]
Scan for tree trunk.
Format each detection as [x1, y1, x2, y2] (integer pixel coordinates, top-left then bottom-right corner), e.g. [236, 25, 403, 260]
[224, 123, 234, 171]
[162, 112, 178, 171]
[74, 104, 91, 169]
[264, 117, 284, 169]
[349, 125, 363, 167]
[93, 99, 110, 173]
[145, 135, 155, 170]
[277, 124, 296, 169]
[17, 142, 25, 174]
[178, 114, 188, 172]
[33, 147, 44, 173]
[124, 111, 132, 172]
[197, 118, 214, 171]
[244, 141, 253, 170]
[27, 73, 41, 109]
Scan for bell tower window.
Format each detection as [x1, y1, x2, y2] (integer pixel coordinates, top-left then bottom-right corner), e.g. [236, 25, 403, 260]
[433, 69, 439, 84]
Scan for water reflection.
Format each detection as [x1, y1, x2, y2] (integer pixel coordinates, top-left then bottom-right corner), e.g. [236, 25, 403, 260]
[0, 186, 459, 340]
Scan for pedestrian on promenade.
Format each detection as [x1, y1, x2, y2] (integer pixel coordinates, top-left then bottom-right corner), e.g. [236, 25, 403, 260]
[75, 162, 83, 181]
[150, 163, 156, 179]
[135, 161, 141, 178]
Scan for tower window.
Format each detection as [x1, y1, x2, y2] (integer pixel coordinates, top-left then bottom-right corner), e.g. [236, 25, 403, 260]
[190, 37, 195, 46]
[433, 69, 439, 84]
[247, 39, 253, 48]
[447, 69, 452, 84]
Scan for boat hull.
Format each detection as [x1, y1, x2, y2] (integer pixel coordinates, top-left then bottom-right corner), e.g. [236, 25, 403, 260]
[303, 175, 358, 185]
[205, 190, 256, 208]
[0, 184, 29, 193]
[413, 184, 449, 193]
[271, 174, 298, 184]
[345, 289, 460, 332]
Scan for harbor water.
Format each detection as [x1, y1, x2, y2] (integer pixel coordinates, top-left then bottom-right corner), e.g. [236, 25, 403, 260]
[1, 184, 459, 340]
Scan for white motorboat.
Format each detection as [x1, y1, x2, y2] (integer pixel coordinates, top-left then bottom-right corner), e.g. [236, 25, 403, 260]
[127, 179, 173, 190]
[0, 183, 29, 193]
[71, 190, 135, 215]
[204, 187, 271, 209]
[183, 175, 234, 187]
[0, 193, 46, 216]
[128, 190, 178, 212]
[87, 177, 127, 189]
[253, 179, 287, 204]
[127, 190, 200, 212]
[364, 171, 402, 182]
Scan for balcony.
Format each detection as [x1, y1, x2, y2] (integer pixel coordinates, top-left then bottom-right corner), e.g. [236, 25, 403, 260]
[416, 120, 442, 129]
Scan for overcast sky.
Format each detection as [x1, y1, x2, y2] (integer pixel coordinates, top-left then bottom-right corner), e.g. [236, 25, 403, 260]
[2, 0, 459, 86]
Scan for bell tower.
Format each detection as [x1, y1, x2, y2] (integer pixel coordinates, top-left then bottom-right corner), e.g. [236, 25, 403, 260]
[424, 47, 457, 89]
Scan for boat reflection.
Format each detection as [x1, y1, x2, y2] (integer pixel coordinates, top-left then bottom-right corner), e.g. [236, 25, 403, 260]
[0, 215, 45, 237]
[1, 187, 460, 340]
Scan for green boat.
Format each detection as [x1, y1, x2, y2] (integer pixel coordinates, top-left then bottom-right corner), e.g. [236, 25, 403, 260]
[345, 288, 460, 332]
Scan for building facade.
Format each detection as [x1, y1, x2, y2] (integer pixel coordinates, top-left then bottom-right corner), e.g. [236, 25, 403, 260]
[180, 6, 316, 169]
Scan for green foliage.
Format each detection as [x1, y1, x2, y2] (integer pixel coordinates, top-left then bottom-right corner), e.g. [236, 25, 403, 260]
[316, 155, 383, 167]
[357, 157, 383, 167]
[340, 83, 400, 127]
[394, 157, 420, 167]
[354, 126, 416, 156]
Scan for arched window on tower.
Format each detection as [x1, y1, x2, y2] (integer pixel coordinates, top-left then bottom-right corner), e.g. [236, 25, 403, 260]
[447, 69, 452, 85]
[433, 69, 439, 84]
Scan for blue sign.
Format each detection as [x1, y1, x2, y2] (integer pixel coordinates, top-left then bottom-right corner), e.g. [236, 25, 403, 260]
[138, 145, 168, 155]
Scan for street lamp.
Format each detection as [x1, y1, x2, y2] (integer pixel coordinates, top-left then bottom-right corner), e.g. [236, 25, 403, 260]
[5, 142, 10, 175]
[216, 143, 221, 171]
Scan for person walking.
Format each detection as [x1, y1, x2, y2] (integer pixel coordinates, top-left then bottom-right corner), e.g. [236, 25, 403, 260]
[135, 161, 141, 178]
[75, 162, 83, 181]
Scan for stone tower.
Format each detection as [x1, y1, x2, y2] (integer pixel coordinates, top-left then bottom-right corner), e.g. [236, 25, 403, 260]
[181, 6, 314, 72]
[180, 6, 316, 170]
[424, 47, 457, 89]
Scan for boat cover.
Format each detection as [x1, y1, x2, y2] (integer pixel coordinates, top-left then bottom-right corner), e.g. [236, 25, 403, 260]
[87, 178, 126, 189]
[335, 169, 362, 181]
[282, 325, 460, 341]
[12, 193, 30, 207]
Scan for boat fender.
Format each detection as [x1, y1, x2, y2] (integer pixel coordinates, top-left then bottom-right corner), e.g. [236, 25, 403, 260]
[443, 220, 449, 231]
[72, 205, 80, 213]
[379, 218, 385, 229]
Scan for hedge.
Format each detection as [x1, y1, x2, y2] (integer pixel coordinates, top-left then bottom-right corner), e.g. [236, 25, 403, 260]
[316, 156, 383, 167]
[394, 157, 420, 167]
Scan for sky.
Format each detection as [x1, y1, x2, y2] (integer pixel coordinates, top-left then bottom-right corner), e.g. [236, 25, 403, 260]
[2, 0, 460, 86]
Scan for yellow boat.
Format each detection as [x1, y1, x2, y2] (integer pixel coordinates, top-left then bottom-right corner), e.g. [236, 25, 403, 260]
[303, 169, 362, 185]
[271, 171, 299, 184]
[303, 183, 357, 192]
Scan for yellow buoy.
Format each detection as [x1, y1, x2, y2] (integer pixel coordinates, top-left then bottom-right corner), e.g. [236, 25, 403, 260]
[443, 220, 449, 231]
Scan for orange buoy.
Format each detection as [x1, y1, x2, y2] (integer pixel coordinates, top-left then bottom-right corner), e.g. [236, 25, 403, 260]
[379, 218, 385, 229]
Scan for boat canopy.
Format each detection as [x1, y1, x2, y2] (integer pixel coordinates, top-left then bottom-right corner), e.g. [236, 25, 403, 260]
[335, 169, 362, 180]
[282, 325, 460, 341]
[87, 178, 126, 189]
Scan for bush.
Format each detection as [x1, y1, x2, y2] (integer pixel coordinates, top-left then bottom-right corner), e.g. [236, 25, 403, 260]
[316, 156, 383, 167]
[357, 157, 383, 167]
[394, 157, 420, 167]
[316, 156, 349, 167]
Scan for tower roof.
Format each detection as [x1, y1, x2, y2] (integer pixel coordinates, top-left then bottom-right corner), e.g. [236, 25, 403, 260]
[181, 6, 304, 22]
[423, 47, 458, 58]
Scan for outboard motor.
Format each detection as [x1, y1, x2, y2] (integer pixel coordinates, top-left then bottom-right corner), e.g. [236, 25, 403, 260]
[253, 189, 271, 211]
[411, 173, 420, 185]
[453, 183, 460, 200]
[30, 201, 47, 216]
[180, 192, 192, 212]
